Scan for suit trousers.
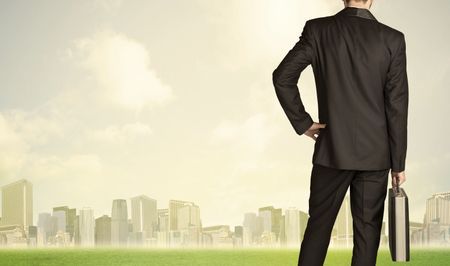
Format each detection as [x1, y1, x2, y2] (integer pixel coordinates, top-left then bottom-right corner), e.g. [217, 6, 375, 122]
[297, 163, 390, 266]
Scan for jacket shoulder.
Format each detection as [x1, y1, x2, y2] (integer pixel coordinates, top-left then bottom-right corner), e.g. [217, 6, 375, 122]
[303, 16, 335, 37]
[376, 21, 405, 42]
[305, 16, 335, 28]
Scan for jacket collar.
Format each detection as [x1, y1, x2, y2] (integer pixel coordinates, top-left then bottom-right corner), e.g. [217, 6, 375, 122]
[336, 7, 377, 21]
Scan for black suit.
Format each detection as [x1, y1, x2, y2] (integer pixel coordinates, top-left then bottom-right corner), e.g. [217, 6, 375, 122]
[273, 7, 408, 172]
[272, 7, 409, 266]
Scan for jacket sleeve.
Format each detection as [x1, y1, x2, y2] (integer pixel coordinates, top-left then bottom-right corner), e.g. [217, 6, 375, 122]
[272, 20, 315, 136]
[384, 33, 409, 172]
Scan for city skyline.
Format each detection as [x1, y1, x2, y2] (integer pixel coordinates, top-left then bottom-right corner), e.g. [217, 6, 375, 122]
[0, 0, 450, 233]
[2, 178, 450, 248]
[0, 177, 431, 231]
[2, 178, 450, 230]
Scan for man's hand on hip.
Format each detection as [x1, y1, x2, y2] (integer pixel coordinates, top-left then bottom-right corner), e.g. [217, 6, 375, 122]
[391, 171, 406, 187]
[304, 122, 326, 141]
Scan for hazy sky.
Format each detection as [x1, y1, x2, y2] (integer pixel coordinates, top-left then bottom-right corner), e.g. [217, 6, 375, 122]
[1, 0, 449, 228]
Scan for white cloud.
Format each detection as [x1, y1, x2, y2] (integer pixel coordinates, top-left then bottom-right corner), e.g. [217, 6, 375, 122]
[88, 122, 152, 143]
[90, 0, 123, 14]
[198, 0, 341, 70]
[211, 113, 277, 153]
[72, 29, 174, 111]
[3, 109, 64, 146]
[23, 154, 103, 182]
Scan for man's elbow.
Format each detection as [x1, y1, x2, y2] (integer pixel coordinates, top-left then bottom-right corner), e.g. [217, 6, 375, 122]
[272, 68, 278, 84]
[272, 68, 283, 89]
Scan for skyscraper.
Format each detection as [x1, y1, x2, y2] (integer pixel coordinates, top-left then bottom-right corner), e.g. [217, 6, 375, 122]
[424, 191, 450, 225]
[157, 208, 169, 233]
[95, 215, 111, 246]
[111, 199, 128, 245]
[156, 208, 170, 247]
[258, 209, 272, 234]
[169, 200, 199, 231]
[258, 206, 282, 241]
[53, 206, 76, 240]
[79, 207, 95, 246]
[243, 212, 258, 246]
[167, 200, 201, 247]
[1, 179, 33, 227]
[284, 207, 300, 247]
[177, 203, 201, 230]
[52, 210, 66, 233]
[130, 195, 157, 239]
[37, 212, 55, 245]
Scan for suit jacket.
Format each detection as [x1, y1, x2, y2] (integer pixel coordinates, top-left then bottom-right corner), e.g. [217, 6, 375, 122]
[272, 7, 409, 172]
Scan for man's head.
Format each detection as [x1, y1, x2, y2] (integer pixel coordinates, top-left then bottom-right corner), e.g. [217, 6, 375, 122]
[343, 0, 373, 9]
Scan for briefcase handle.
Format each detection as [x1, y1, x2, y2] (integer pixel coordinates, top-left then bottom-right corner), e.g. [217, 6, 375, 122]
[394, 175, 400, 194]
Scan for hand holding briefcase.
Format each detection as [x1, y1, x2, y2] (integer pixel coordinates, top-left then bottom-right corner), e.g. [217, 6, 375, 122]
[388, 175, 410, 262]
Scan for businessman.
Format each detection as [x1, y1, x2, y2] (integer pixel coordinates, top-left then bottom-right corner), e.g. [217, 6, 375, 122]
[272, 0, 408, 265]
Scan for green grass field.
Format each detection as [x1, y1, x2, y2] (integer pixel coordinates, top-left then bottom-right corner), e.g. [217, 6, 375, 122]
[0, 247, 448, 266]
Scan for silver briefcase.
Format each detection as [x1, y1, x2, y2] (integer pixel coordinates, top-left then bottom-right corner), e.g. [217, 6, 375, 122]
[388, 176, 410, 262]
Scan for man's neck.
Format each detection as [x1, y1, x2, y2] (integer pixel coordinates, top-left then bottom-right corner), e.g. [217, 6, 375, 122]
[346, 2, 370, 9]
